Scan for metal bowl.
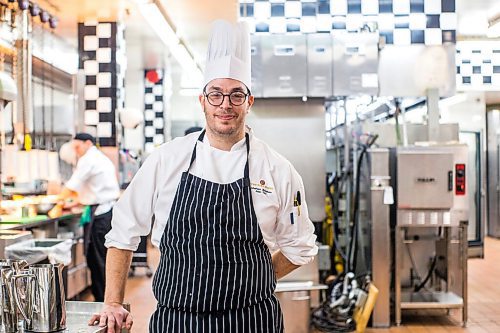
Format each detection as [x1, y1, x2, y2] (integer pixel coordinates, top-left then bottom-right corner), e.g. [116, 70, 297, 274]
[35, 202, 56, 215]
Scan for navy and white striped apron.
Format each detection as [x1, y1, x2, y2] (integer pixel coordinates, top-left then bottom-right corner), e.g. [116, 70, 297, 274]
[149, 130, 284, 332]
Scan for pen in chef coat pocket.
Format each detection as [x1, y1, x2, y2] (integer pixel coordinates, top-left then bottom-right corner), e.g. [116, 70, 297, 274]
[293, 194, 299, 220]
[290, 212, 294, 225]
[296, 191, 301, 216]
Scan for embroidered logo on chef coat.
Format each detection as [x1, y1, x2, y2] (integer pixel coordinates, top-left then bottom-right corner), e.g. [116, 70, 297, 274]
[251, 180, 274, 195]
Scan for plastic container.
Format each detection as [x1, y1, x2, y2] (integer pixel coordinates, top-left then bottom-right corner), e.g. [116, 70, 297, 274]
[5, 238, 73, 265]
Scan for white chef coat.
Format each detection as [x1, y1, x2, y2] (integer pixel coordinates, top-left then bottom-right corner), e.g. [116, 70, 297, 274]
[105, 127, 318, 265]
[65, 146, 120, 216]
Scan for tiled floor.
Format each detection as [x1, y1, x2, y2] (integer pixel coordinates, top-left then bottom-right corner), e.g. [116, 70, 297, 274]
[84, 237, 500, 332]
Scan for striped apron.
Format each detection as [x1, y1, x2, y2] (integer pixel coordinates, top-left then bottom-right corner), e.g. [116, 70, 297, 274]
[149, 130, 284, 332]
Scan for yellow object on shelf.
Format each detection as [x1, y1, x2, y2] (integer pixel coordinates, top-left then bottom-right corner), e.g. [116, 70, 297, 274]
[353, 284, 379, 333]
[24, 134, 32, 151]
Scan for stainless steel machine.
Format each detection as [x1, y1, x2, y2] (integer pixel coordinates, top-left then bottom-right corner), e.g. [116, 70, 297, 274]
[394, 144, 469, 326]
[487, 110, 500, 238]
[369, 148, 392, 328]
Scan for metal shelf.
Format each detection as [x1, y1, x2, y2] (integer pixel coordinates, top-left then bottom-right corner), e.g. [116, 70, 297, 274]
[401, 290, 463, 309]
[394, 222, 468, 326]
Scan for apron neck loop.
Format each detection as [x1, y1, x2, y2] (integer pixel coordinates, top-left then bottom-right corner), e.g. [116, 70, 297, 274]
[243, 133, 250, 180]
[185, 130, 206, 174]
[185, 129, 251, 182]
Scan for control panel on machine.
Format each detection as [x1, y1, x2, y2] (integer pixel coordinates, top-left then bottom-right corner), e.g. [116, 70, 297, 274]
[455, 163, 466, 195]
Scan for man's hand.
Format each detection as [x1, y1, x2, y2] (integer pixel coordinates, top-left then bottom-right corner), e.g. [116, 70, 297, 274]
[272, 250, 300, 280]
[62, 199, 79, 210]
[88, 303, 133, 333]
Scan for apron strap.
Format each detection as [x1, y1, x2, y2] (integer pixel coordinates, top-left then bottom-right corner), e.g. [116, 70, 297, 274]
[243, 133, 250, 180]
[185, 130, 206, 173]
[186, 129, 251, 181]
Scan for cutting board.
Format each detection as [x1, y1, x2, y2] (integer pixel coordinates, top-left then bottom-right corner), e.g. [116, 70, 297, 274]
[0, 215, 49, 224]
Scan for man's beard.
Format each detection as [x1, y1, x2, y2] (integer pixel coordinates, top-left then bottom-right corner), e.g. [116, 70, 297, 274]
[204, 107, 240, 137]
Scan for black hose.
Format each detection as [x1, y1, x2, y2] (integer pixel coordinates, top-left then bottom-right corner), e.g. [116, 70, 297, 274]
[414, 255, 438, 292]
[347, 134, 378, 273]
[331, 173, 347, 262]
[348, 147, 366, 272]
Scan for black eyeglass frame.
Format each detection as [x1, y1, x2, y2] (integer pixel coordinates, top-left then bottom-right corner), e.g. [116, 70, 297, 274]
[203, 89, 251, 107]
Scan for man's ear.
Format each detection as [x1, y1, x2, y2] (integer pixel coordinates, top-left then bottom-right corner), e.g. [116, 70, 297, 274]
[247, 95, 254, 112]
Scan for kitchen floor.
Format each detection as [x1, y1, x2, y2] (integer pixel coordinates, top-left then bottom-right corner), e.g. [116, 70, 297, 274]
[82, 237, 500, 332]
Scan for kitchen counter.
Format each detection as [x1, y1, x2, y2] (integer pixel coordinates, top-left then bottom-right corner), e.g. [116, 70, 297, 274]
[65, 301, 130, 333]
[0, 212, 82, 241]
[0, 213, 80, 230]
[16, 301, 127, 332]
[65, 301, 107, 333]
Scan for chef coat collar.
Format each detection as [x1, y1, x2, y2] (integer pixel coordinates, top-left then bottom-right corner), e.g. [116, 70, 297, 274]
[201, 125, 253, 152]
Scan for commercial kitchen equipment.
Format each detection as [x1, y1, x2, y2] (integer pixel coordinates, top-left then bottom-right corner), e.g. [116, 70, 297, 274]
[332, 32, 379, 96]
[276, 254, 327, 333]
[66, 238, 89, 300]
[5, 238, 72, 265]
[247, 98, 326, 222]
[14, 263, 66, 332]
[362, 122, 485, 256]
[487, 110, 500, 238]
[261, 34, 307, 98]
[250, 35, 263, 98]
[368, 148, 392, 328]
[0, 259, 29, 333]
[0, 230, 32, 257]
[65, 301, 130, 333]
[307, 34, 332, 97]
[394, 144, 469, 326]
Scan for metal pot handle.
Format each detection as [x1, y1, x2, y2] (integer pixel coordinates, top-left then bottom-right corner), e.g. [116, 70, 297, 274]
[12, 273, 36, 327]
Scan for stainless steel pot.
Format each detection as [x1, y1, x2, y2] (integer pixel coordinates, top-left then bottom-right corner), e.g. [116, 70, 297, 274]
[0, 259, 29, 333]
[14, 263, 66, 332]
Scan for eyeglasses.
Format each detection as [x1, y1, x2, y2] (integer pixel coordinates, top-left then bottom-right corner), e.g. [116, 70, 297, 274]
[204, 91, 249, 106]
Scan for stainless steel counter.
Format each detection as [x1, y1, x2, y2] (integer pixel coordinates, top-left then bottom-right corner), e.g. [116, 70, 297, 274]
[65, 301, 107, 333]
[16, 301, 108, 332]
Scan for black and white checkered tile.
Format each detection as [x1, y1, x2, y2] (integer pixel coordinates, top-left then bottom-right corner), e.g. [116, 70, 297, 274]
[239, 0, 456, 45]
[456, 41, 500, 90]
[78, 21, 125, 147]
[144, 69, 165, 154]
[116, 24, 127, 142]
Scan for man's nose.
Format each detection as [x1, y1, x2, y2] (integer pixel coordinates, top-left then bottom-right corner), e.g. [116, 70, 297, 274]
[220, 95, 231, 109]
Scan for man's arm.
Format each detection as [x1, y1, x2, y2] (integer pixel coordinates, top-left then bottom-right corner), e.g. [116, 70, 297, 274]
[272, 250, 300, 280]
[88, 247, 134, 333]
[58, 187, 78, 200]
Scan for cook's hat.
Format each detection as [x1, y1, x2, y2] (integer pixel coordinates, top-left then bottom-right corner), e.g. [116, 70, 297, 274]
[203, 20, 251, 91]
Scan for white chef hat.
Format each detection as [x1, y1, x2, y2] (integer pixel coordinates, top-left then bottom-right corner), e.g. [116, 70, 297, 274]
[203, 20, 251, 91]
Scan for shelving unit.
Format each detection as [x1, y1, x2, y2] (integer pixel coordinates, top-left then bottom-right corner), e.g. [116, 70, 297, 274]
[394, 222, 468, 326]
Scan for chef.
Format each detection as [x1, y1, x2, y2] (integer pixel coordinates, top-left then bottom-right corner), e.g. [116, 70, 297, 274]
[91, 20, 317, 332]
[58, 133, 120, 302]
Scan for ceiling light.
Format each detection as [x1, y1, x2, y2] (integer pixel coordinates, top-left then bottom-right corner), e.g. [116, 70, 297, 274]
[487, 13, 500, 38]
[136, 0, 203, 87]
[137, 2, 178, 48]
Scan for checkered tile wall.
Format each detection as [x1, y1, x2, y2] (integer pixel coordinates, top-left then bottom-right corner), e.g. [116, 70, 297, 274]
[144, 70, 165, 154]
[78, 22, 126, 146]
[456, 41, 500, 90]
[239, 0, 456, 45]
